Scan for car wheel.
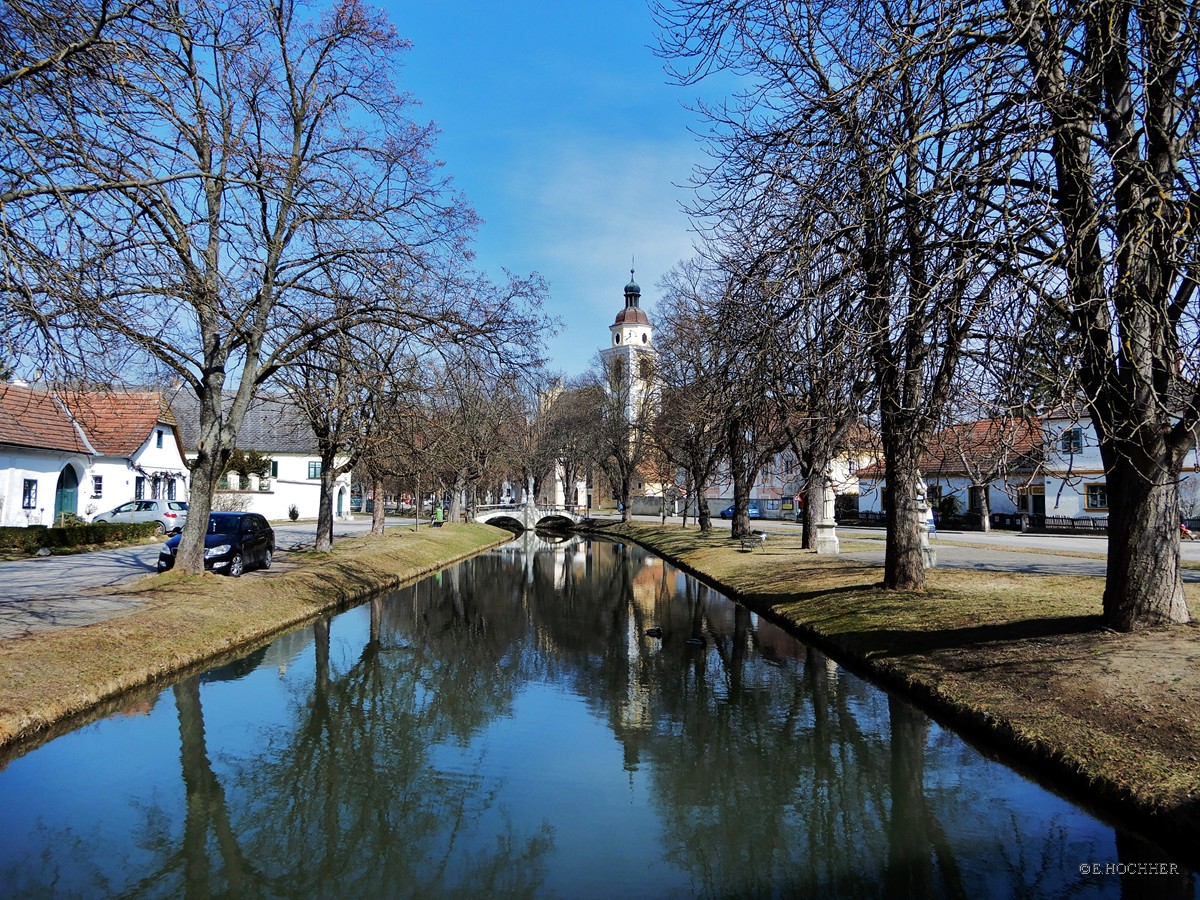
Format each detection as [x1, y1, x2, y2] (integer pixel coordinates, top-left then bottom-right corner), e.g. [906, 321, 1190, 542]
[261, 549, 272, 570]
[228, 553, 244, 577]
[155, 521, 166, 534]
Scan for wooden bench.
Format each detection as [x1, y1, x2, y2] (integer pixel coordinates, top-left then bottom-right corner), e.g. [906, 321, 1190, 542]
[739, 530, 767, 551]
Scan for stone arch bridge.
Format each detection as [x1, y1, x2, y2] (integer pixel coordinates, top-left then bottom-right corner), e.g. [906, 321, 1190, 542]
[472, 503, 582, 531]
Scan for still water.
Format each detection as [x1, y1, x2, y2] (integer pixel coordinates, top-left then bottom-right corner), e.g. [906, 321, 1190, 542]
[0, 536, 1195, 898]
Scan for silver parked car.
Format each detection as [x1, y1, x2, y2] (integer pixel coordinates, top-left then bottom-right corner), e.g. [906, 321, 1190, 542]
[92, 498, 189, 534]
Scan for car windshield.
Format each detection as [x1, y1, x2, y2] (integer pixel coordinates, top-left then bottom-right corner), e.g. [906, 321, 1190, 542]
[208, 516, 240, 535]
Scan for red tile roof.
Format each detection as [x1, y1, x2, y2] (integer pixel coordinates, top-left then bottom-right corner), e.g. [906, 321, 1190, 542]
[0, 384, 91, 453]
[56, 389, 176, 456]
[858, 418, 1043, 479]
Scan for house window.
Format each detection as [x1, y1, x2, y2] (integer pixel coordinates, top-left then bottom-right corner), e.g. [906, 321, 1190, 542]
[848, 459, 859, 475]
[92, 475, 103, 498]
[308, 461, 321, 479]
[1060, 427, 1083, 454]
[927, 485, 942, 503]
[969, 485, 987, 513]
[166, 478, 176, 500]
[22, 479, 37, 509]
[270, 460, 279, 478]
[134, 476, 145, 500]
[1086, 483, 1109, 511]
[156, 430, 164, 449]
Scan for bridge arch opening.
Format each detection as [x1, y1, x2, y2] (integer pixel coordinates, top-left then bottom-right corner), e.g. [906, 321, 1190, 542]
[483, 515, 526, 533]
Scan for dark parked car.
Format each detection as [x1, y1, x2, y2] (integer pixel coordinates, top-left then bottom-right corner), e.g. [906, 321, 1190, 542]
[157, 511, 275, 577]
[720, 503, 762, 520]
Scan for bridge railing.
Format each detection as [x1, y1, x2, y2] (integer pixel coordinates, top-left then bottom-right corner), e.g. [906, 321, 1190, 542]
[472, 503, 584, 519]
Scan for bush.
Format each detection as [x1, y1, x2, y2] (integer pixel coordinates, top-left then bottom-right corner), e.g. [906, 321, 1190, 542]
[288, 504, 300, 521]
[0, 522, 160, 552]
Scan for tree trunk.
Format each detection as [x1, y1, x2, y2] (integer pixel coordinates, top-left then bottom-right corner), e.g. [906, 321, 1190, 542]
[727, 420, 753, 539]
[175, 384, 236, 573]
[690, 465, 712, 532]
[1103, 455, 1190, 630]
[883, 458, 925, 590]
[370, 477, 386, 536]
[177, 453, 219, 573]
[803, 479, 823, 550]
[315, 467, 337, 552]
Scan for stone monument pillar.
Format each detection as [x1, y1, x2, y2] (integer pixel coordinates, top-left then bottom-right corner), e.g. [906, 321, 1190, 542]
[815, 473, 840, 555]
[916, 473, 937, 568]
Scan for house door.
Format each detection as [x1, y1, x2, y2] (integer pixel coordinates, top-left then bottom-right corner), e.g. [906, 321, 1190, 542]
[54, 466, 79, 524]
[336, 488, 344, 517]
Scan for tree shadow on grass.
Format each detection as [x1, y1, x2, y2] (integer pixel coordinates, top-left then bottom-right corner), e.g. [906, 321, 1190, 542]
[839, 614, 1107, 658]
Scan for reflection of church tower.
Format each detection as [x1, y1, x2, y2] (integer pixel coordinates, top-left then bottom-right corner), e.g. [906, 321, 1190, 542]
[599, 270, 656, 421]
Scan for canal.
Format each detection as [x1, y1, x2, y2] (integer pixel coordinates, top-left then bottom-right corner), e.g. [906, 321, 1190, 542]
[0, 536, 1194, 898]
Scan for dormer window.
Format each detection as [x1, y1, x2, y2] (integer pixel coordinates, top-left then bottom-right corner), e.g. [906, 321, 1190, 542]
[156, 430, 164, 449]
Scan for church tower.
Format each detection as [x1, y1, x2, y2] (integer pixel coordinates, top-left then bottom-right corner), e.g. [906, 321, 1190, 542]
[600, 270, 656, 421]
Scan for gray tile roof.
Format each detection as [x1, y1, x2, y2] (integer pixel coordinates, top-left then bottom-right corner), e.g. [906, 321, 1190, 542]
[166, 386, 316, 455]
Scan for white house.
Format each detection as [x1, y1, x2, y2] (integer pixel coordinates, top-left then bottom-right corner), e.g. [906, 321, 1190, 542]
[166, 387, 353, 521]
[0, 383, 189, 527]
[1040, 407, 1200, 520]
[854, 411, 1200, 526]
[856, 419, 1042, 523]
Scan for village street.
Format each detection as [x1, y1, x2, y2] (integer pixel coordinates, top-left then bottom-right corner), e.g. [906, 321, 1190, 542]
[0, 519, 410, 640]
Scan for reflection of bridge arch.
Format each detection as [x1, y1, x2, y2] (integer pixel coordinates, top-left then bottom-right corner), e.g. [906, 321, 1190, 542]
[494, 532, 586, 585]
[472, 503, 582, 532]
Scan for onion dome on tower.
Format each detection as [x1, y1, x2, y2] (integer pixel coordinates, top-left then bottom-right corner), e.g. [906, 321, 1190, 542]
[615, 273, 650, 327]
[609, 269, 653, 345]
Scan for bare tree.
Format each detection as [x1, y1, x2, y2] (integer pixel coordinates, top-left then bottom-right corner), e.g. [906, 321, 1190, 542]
[584, 351, 657, 524]
[656, 0, 1020, 584]
[21, 0, 501, 572]
[1000, 0, 1200, 628]
[655, 258, 733, 533]
[541, 376, 608, 514]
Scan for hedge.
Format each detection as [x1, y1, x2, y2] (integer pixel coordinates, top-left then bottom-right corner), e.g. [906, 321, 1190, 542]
[0, 522, 160, 552]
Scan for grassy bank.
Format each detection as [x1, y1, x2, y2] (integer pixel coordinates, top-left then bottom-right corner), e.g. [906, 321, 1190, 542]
[600, 522, 1200, 867]
[0, 523, 512, 757]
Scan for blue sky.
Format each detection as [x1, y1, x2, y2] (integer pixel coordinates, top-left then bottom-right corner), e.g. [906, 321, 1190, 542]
[384, 1, 714, 377]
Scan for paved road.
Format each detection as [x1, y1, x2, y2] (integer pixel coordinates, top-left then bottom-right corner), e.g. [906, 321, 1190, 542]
[2, 515, 1195, 639]
[611, 513, 1200, 578]
[0, 518, 414, 640]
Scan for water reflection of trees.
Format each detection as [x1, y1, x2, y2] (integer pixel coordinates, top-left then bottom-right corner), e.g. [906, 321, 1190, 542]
[127, 562, 560, 897]
[219, 581, 554, 897]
